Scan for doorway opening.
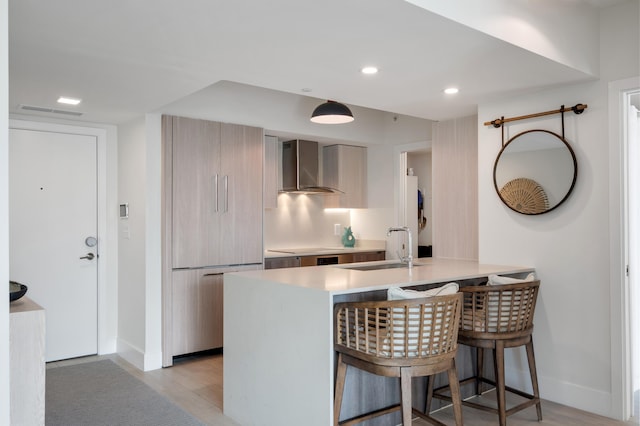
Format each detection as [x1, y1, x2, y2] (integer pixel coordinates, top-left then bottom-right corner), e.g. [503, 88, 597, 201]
[396, 142, 431, 260]
[8, 118, 114, 359]
[407, 150, 432, 258]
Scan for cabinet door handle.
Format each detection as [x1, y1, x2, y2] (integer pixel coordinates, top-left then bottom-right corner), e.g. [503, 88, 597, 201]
[213, 174, 219, 213]
[223, 175, 229, 213]
[203, 273, 223, 277]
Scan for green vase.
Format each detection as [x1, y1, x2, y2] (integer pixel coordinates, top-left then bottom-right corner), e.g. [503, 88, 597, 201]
[341, 226, 356, 248]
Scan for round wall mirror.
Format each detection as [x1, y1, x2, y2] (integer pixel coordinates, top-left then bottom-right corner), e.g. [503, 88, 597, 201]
[493, 129, 577, 215]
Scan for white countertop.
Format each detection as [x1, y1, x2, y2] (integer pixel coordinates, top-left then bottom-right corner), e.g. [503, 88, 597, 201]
[227, 258, 534, 295]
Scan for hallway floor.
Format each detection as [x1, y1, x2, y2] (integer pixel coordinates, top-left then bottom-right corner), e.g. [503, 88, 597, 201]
[48, 353, 639, 425]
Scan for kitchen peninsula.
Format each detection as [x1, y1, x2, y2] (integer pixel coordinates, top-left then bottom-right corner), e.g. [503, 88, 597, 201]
[223, 258, 534, 426]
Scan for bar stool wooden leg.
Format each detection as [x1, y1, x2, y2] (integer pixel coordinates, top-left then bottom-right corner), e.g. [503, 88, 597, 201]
[447, 360, 464, 426]
[494, 342, 507, 426]
[400, 368, 413, 425]
[476, 346, 484, 395]
[425, 374, 435, 414]
[526, 339, 543, 421]
[334, 354, 347, 426]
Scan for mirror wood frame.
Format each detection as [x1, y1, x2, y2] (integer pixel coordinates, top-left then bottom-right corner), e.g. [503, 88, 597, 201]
[493, 129, 578, 215]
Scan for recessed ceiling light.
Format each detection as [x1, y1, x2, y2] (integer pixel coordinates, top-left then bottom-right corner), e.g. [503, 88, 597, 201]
[361, 66, 378, 75]
[57, 96, 82, 105]
[444, 87, 459, 95]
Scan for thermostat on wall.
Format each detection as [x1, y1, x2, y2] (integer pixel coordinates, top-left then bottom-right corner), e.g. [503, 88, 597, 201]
[119, 203, 129, 219]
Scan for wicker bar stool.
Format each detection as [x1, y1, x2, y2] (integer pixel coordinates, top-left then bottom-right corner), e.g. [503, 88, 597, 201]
[431, 279, 542, 426]
[334, 292, 464, 426]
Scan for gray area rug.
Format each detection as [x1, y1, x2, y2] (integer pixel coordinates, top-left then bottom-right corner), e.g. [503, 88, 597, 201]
[46, 359, 205, 426]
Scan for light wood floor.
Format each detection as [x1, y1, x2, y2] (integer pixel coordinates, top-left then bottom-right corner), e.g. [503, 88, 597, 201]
[49, 353, 639, 426]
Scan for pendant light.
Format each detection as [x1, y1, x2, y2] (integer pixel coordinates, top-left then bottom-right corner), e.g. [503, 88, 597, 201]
[310, 100, 354, 124]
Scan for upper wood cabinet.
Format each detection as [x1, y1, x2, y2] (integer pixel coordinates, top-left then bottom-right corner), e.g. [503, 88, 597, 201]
[171, 117, 219, 268]
[218, 123, 264, 265]
[168, 116, 264, 268]
[323, 144, 367, 208]
[263, 135, 279, 209]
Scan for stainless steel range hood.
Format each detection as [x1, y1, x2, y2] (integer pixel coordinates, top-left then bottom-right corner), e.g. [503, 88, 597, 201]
[280, 139, 341, 194]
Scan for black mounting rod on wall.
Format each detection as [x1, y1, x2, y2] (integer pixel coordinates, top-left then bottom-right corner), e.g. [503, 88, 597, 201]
[484, 103, 588, 128]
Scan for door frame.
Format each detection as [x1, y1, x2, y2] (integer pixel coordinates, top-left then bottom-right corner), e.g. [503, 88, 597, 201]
[8, 118, 115, 356]
[394, 141, 431, 257]
[609, 76, 640, 420]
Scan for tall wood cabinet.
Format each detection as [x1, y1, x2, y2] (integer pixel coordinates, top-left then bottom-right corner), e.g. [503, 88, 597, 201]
[171, 117, 263, 268]
[163, 115, 263, 363]
[323, 144, 367, 208]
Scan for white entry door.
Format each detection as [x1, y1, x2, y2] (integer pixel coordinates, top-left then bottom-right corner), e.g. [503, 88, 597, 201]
[9, 128, 98, 362]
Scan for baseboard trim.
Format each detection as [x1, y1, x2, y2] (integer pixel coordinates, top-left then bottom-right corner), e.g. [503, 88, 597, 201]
[116, 339, 163, 372]
[144, 349, 163, 371]
[505, 365, 613, 419]
[116, 339, 144, 371]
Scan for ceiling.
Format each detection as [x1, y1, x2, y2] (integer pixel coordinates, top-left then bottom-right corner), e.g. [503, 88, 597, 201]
[8, 0, 627, 125]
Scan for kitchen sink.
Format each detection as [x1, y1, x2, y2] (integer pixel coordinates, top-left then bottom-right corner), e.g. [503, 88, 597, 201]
[342, 262, 411, 271]
[342, 261, 429, 271]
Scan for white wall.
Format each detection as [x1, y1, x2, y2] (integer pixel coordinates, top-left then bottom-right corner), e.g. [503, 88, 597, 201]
[117, 117, 147, 368]
[116, 114, 163, 371]
[477, 1, 639, 418]
[159, 80, 432, 147]
[144, 114, 163, 370]
[1, 0, 10, 421]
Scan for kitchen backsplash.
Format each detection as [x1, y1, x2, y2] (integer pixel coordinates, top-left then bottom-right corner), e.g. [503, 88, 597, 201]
[264, 194, 392, 250]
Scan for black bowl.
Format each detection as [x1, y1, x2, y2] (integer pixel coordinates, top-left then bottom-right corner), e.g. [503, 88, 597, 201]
[9, 281, 28, 302]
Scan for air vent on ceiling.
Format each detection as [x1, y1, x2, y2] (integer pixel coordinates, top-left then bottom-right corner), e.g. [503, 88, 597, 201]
[18, 104, 84, 117]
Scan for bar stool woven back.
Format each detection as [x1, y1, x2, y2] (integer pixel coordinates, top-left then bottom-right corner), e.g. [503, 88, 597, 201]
[434, 280, 542, 426]
[334, 292, 463, 426]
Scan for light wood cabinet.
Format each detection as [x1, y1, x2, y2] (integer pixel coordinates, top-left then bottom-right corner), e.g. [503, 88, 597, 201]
[171, 269, 224, 356]
[162, 115, 264, 363]
[352, 251, 385, 263]
[171, 117, 220, 268]
[264, 251, 385, 269]
[323, 144, 367, 208]
[170, 116, 263, 268]
[219, 123, 264, 266]
[264, 256, 300, 269]
[263, 135, 279, 209]
[10, 298, 45, 426]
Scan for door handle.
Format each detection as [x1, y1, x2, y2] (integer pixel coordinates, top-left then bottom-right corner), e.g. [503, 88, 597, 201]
[80, 253, 95, 260]
[213, 174, 219, 213]
[223, 175, 229, 213]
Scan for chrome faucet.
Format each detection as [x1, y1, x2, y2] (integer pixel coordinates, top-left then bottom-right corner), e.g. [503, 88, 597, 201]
[387, 226, 413, 268]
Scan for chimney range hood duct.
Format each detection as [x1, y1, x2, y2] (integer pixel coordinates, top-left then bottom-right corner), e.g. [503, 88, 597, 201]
[280, 139, 341, 194]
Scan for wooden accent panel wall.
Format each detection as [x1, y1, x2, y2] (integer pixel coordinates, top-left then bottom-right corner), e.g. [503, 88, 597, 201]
[432, 115, 479, 260]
